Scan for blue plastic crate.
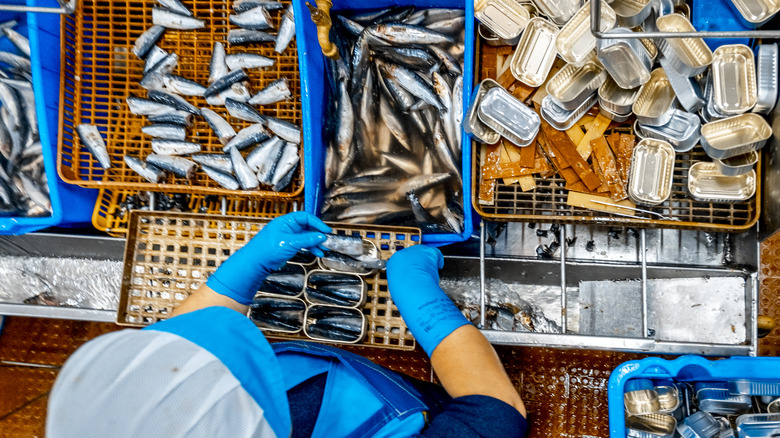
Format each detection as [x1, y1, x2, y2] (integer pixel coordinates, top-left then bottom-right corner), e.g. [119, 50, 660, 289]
[294, 0, 475, 246]
[692, 0, 752, 51]
[0, 0, 98, 234]
[608, 355, 780, 437]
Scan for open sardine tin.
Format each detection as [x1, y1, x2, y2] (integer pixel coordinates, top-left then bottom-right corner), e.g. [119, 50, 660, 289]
[599, 76, 640, 116]
[714, 151, 758, 176]
[464, 79, 501, 144]
[655, 13, 712, 78]
[612, 0, 655, 27]
[632, 68, 676, 126]
[304, 269, 367, 308]
[546, 61, 607, 110]
[258, 263, 306, 298]
[556, 0, 616, 65]
[660, 55, 705, 112]
[474, 0, 530, 42]
[711, 44, 757, 116]
[249, 294, 307, 334]
[637, 109, 700, 152]
[304, 305, 367, 344]
[510, 17, 559, 87]
[728, 0, 780, 27]
[318, 239, 381, 276]
[596, 27, 653, 89]
[688, 162, 756, 203]
[628, 138, 675, 206]
[701, 113, 772, 159]
[754, 43, 779, 115]
[477, 86, 540, 146]
[541, 93, 597, 131]
[736, 413, 780, 437]
[626, 414, 677, 438]
[625, 389, 662, 415]
[695, 387, 752, 415]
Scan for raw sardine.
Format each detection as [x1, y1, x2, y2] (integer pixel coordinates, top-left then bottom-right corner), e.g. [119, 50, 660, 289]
[124, 155, 166, 183]
[248, 78, 291, 105]
[151, 139, 202, 155]
[265, 116, 301, 144]
[148, 89, 200, 115]
[127, 96, 174, 116]
[246, 136, 283, 172]
[192, 153, 233, 174]
[201, 108, 236, 145]
[133, 25, 166, 59]
[156, 0, 192, 16]
[230, 7, 273, 30]
[270, 142, 298, 187]
[2, 28, 29, 57]
[152, 8, 204, 30]
[209, 42, 229, 84]
[146, 154, 197, 179]
[234, 0, 283, 13]
[322, 234, 364, 257]
[275, 5, 295, 54]
[76, 124, 112, 169]
[228, 29, 275, 45]
[224, 123, 270, 151]
[228, 145, 259, 190]
[202, 165, 239, 190]
[225, 98, 266, 123]
[163, 75, 206, 96]
[225, 53, 274, 70]
[204, 69, 249, 97]
[141, 124, 186, 140]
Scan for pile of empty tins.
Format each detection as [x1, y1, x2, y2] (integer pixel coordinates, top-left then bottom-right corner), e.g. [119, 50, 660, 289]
[624, 377, 780, 437]
[469, 0, 776, 205]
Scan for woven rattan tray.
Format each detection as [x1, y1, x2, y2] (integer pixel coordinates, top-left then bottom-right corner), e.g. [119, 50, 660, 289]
[118, 211, 420, 350]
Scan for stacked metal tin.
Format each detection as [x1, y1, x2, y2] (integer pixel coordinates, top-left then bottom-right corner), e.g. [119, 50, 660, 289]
[470, 0, 777, 207]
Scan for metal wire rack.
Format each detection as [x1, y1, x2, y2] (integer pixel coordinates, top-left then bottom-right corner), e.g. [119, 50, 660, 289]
[58, 0, 303, 197]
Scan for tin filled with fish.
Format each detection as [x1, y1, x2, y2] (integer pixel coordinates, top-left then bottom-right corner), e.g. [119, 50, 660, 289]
[305, 270, 366, 308]
[318, 239, 385, 275]
[304, 305, 366, 343]
[258, 263, 306, 297]
[249, 294, 306, 333]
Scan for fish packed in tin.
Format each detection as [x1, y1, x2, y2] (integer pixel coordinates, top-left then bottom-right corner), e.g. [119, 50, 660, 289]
[250, 294, 306, 332]
[259, 263, 305, 296]
[305, 305, 365, 343]
[318, 7, 466, 235]
[305, 270, 365, 307]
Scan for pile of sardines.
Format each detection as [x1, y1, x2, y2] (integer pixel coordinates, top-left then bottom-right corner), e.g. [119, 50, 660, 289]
[624, 377, 780, 437]
[470, 0, 775, 210]
[0, 21, 51, 217]
[248, 232, 386, 343]
[319, 7, 466, 234]
[77, 0, 303, 193]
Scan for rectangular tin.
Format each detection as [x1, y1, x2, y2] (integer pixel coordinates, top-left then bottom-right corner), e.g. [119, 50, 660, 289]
[478, 23, 504, 46]
[625, 389, 661, 415]
[303, 304, 367, 344]
[660, 55, 705, 112]
[626, 414, 677, 438]
[259, 263, 306, 298]
[596, 27, 653, 89]
[510, 17, 559, 87]
[546, 61, 607, 110]
[727, 0, 780, 28]
[696, 388, 752, 415]
[533, 0, 580, 25]
[541, 93, 597, 131]
[701, 72, 728, 123]
[655, 14, 713, 77]
[318, 239, 381, 276]
[701, 113, 772, 159]
[656, 386, 681, 414]
[598, 76, 640, 115]
[688, 162, 756, 203]
[729, 379, 780, 396]
[637, 109, 700, 152]
[478, 86, 541, 147]
[475, 0, 530, 41]
[612, 0, 654, 27]
[249, 294, 306, 334]
[677, 411, 721, 438]
[556, 0, 616, 65]
[754, 43, 778, 114]
[712, 44, 757, 115]
[628, 138, 675, 206]
[304, 269, 367, 308]
[714, 151, 758, 176]
[464, 79, 501, 145]
[736, 413, 780, 438]
[599, 105, 631, 123]
[632, 68, 677, 126]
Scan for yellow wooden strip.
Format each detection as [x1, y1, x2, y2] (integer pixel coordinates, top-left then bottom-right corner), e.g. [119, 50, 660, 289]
[518, 176, 536, 191]
[567, 191, 636, 215]
[531, 59, 564, 107]
[504, 142, 523, 162]
[578, 115, 596, 131]
[575, 113, 611, 160]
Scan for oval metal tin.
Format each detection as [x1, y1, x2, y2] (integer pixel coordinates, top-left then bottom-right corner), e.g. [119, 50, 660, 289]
[598, 76, 640, 115]
[637, 109, 700, 152]
[659, 55, 705, 112]
[626, 414, 677, 438]
[249, 294, 307, 334]
[474, 0, 530, 41]
[700, 113, 772, 159]
[625, 389, 662, 415]
[510, 17, 559, 87]
[655, 14, 713, 77]
[712, 44, 757, 115]
[714, 151, 758, 176]
[546, 61, 607, 110]
[727, 0, 780, 28]
[303, 305, 367, 344]
[596, 27, 653, 89]
[533, 0, 580, 25]
[478, 86, 541, 147]
[628, 138, 675, 206]
[754, 43, 779, 114]
[632, 68, 676, 126]
[612, 0, 654, 27]
[688, 162, 756, 203]
[304, 269, 367, 308]
[318, 240, 381, 276]
[541, 93, 597, 131]
[464, 78, 501, 144]
[556, 0, 616, 65]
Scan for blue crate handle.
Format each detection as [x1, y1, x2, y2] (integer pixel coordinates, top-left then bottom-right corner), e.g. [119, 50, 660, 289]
[0, 0, 75, 14]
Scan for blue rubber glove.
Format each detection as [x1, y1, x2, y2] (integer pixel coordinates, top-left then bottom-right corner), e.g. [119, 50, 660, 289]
[206, 212, 332, 305]
[386, 245, 470, 356]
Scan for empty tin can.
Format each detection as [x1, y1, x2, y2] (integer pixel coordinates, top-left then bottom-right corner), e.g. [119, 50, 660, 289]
[729, 379, 780, 396]
[701, 73, 729, 123]
[711, 44, 757, 115]
[599, 76, 640, 116]
[541, 93, 597, 131]
[478, 23, 503, 46]
[656, 386, 681, 414]
[701, 113, 772, 159]
[688, 162, 756, 203]
[625, 389, 662, 415]
[655, 13, 713, 77]
[637, 109, 700, 152]
[478, 86, 541, 147]
[642, 0, 674, 32]
[727, 0, 780, 28]
[659, 55, 705, 112]
[475, 0, 530, 43]
[736, 413, 780, 437]
[626, 414, 677, 438]
[696, 387, 753, 415]
[754, 43, 778, 115]
[677, 411, 720, 438]
[596, 27, 653, 89]
[556, 0, 617, 65]
[532, 0, 580, 25]
[612, 0, 654, 27]
[464, 79, 501, 145]
[632, 68, 676, 126]
[713, 151, 758, 176]
[510, 17, 559, 87]
[546, 61, 608, 110]
[628, 138, 675, 206]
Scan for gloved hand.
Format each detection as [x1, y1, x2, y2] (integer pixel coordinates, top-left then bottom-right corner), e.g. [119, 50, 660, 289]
[386, 245, 470, 356]
[206, 212, 332, 305]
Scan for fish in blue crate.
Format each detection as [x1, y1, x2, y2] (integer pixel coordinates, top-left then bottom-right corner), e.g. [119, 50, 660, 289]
[313, 6, 466, 235]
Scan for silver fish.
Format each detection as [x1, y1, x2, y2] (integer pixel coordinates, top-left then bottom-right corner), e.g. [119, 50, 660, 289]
[142, 124, 186, 140]
[224, 123, 270, 151]
[337, 202, 406, 220]
[247, 136, 283, 172]
[163, 74, 206, 96]
[145, 52, 178, 77]
[380, 62, 443, 111]
[148, 89, 200, 115]
[442, 200, 463, 234]
[382, 152, 420, 174]
[124, 155, 166, 183]
[76, 124, 112, 169]
[233, 0, 283, 13]
[337, 15, 365, 36]
[156, 0, 192, 16]
[412, 8, 464, 25]
[248, 77, 291, 105]
[322, 234, 364, 256]
[408, 192, 436, 224]
[376, 46, 438, 72]
[381, 73, 415, 112]
[429, 45, 461, 75]
[127, 96, 174, 116]
[378, 94, 411, 151]
[202, 165, 239, 190]
[432, 72, 456, 153]
[425, 16, 466, 35]
[273, 159, 297, 191]
[133, 25, 166, 58]
[139, 72, 166, 91]
[19, 89, 37, 137]
[368, 23, 453, 45]
[230, 7, 273, 30]
[396, 173, 452, 197]
[271, 143, 298, 186]
[336, 81, 353, 162]
[18, 173, 49, 211]
[0, 51, 30, 72]
[143, 46, 168, 73]
[149, 110, 193, 126]
[228, 29, 276, 45]
[256, 137, 284, 185]
[209, 42, 229, 84]
[433, 120, 460, 177]
[152, 7, 204, 30]
[151, 139, 202, 155]
[228, 145, 258, 190]
[201, 108, 236, 145]
[204, 69, 248, 97]
[146, 154, 197, 179]
[206, 82, 252, 105]
[3, 28, 29, 57]
[451, 76, 463, 154]
[192, 153, 233, 174]
[225, 98, 266, 123]
[265, 116, 301, 144]
[226, 53, 274, 70]
[275, 5, 295, 54]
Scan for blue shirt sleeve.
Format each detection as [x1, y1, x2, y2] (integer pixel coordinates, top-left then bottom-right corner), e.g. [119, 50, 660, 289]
[419, 395, 528, 438]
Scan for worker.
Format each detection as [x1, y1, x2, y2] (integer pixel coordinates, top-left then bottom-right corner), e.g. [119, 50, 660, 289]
[46, 212, 527, 437]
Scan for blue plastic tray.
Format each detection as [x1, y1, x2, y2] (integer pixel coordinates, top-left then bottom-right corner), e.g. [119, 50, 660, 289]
[608, 355, 780, 437]
[294, 0, 475, 245]
[692, 0, 752, 51]
[0, 0, 98, 235]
